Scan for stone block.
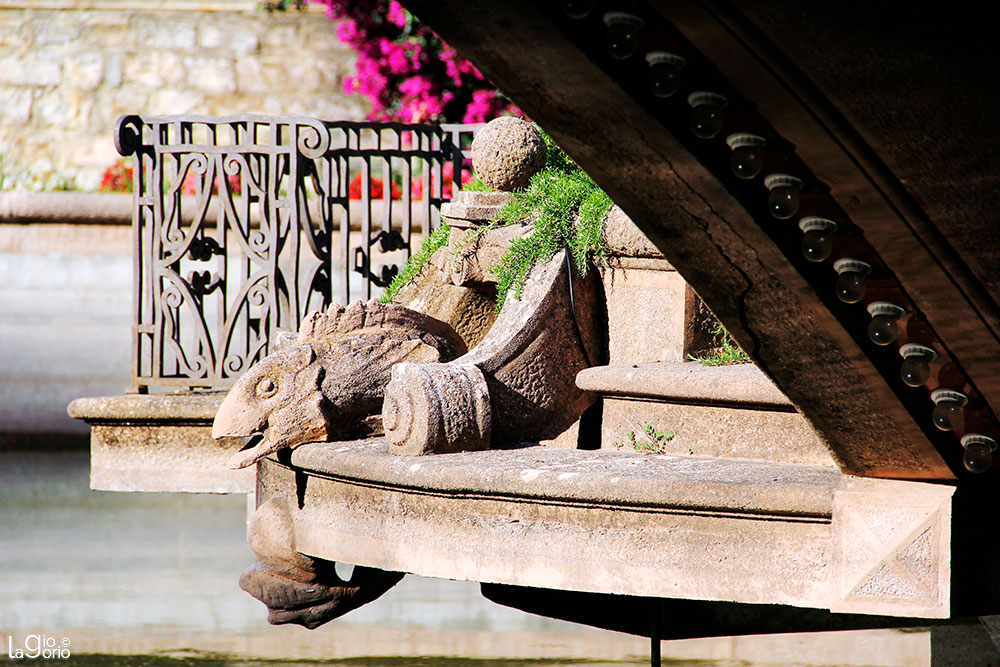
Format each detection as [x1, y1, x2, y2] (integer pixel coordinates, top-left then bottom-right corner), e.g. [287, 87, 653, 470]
[280, 441, 838, 609]
[598, 395, 836, 466]
[603, 262, 688, 363]
[147, 89, 201, 115]
[131, 15, 196, 50]
[184, 56, 236, 93]
[260, 24, 298, 49]
[123, 51, 185, 88]
[235, 56, 337, 95]
[831, 477, 954, 618]
[199, 22, 259, 54]
[0, 86, 32, 124]
[80, 12, 130, 47]
[103, 53, 122, 88]
[299, 20, 353, 53]
[90, 86, 150, 130]
[604, 205, 663, 258]
[64, 51, 104, 90]
[0, 52, 62, 86]
[33, 89, 73, 126]
[33, 16, 80, 45]
[0, 16, 31, 50]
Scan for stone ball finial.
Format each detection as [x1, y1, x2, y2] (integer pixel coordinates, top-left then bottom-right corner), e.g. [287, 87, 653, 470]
[471, 117, 546, 192]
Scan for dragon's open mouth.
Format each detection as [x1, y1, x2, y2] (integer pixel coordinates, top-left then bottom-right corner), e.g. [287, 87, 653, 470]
[237, 432, 265, 453]
[229, 432, 272, 470]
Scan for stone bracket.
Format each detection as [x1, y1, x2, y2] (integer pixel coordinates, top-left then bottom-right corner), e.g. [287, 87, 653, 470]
[382, 248, 599, 454]
[831, 476, 955, 618]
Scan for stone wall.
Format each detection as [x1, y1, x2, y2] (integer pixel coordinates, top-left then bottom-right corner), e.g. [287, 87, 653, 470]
[0, 1, 366, 191]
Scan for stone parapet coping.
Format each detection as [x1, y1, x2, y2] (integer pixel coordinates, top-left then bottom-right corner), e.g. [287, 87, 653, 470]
[0, 192, 132, 226]
[576, 361, 795, 409]
[68, 393, 225, 423]
[0, 191, 427, 231]
[287, 439, 838, 519]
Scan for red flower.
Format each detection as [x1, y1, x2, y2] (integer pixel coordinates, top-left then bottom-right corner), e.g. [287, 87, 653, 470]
[410, 162, 473, 200]
[180, 171, 242, 196]
[99, 158, 133, 193]
[348, 171, 402, 199]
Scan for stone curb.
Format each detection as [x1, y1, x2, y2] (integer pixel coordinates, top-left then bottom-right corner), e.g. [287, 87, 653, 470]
[576, 361, 794, 409]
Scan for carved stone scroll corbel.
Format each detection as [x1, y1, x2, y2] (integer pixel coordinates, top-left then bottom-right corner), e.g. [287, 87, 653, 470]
[383, 248, 600, 453]
[384, 362, 492, 455]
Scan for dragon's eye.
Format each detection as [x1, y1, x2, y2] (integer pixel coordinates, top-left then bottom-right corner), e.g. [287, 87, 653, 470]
[255, 377, 278, 399]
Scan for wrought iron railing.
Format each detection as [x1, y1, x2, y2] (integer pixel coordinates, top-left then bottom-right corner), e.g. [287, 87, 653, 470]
[115, 114, 480, 392]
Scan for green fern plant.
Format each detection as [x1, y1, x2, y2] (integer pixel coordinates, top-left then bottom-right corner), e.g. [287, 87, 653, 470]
[383, 128, 612, 309]
[484, 131, 612, 310]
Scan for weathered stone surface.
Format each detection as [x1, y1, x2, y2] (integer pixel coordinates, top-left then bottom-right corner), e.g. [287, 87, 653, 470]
[273, 441, 838, 610]
[213, 299, 466, 469]
[382, 249, 600, 454]
[240, 495, 403, 629]
[578, 363, 834, 465]
[603, 206, 663, 258]
[598, 396, 834, 466]
[391, 247, 498, 349]
[183, 56, 237, 94]
[64, 52, 104, 90]
[198, 24, 260, 54]
[471, 116, 546, 192]
[0, 192, 132, 225]
[441, 190, 512, 227]
[577, 361, 794, 407]
[67, 393, 253, 493]
[832, 477, 954, 618]
[602, 262, 689, 363]
[448, 220, 529, 286]
[0, 6, 366, 190]
[383, 362, 491, 455]
[0, 87, 32, 124]
[0, 52, 62, 86]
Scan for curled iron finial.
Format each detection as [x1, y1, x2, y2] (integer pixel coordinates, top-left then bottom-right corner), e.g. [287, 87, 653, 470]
[114, 115, 143, 156]
[295, 118, 331, 160]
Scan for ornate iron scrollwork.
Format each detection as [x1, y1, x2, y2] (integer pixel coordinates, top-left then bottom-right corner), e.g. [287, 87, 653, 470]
[121, 114, 482, 391]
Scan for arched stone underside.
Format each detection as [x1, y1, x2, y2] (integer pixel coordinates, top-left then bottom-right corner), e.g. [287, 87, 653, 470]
[402, 0, 1000, 481]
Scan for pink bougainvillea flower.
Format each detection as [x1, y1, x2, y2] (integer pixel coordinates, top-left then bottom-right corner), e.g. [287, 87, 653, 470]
[310, 0, 522, 124]
[386, 0, 407, 28]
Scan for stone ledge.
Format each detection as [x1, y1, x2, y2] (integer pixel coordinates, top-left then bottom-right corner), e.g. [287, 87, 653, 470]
[68, 393, 252, 493]
[0, 191, 429, 231]
[267, 443, 837, 609]
[576, 361, 794, 409]
[0, 192, 132, 226]
[265, 440, 954, 617]
[68, 393, 225, 422]
[288, 439, 839, 518]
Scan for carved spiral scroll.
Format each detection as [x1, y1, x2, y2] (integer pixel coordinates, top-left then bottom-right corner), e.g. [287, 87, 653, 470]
[383, 362, 491, 456]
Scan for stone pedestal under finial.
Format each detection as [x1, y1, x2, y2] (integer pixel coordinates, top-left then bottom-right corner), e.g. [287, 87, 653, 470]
[442, 116, 546, 229]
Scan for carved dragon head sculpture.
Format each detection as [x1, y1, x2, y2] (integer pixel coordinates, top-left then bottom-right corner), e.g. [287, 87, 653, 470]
[213, 299, 466, 469]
